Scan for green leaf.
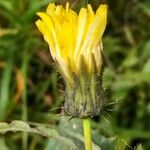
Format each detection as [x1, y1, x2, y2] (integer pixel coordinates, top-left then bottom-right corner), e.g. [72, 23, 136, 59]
[92, 131, 115, 150]
[0, 120, 42, 134]
[0, 120, 77, 150]
[65, 129, 101, 150]
[45, 117, 102, 150]
[37, 126, 77, 150]
[0, 50, 14, 121]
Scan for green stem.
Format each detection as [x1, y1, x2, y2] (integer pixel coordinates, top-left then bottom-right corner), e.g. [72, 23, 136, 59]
[83, 118, 92, 150]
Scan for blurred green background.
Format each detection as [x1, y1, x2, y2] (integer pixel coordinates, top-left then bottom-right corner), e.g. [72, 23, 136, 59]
[0, 0, 150, 150]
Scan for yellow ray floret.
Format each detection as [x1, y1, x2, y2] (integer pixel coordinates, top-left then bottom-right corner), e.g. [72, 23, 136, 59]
[36, 3, 107, 81]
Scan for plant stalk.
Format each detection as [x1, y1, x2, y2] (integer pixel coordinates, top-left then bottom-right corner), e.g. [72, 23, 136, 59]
[83, 118, 92, 150]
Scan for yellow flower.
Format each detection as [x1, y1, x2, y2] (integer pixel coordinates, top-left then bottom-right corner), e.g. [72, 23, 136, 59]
[36, 3, 107, 83]
[36, 3, 108, 118]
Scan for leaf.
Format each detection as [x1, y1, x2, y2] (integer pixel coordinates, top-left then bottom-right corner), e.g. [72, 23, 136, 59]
[0, 50, 14, 120]
[0, 121, 36, 134]
[37, 126, 77, 150]
[45, 117, 102, 150]
[0, 120, 77, 150]
[92, 130, 115, 150]
[46, 117, 102, 150]
[65, 129, 101, 150]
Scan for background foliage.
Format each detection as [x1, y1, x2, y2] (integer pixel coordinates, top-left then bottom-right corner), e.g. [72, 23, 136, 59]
[0, 0, 149, 149]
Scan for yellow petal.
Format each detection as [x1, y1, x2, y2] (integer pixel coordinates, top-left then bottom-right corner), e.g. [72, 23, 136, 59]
[46, 3, 56, 15]
[36, 12, 62, 59]
[94, 4, 107, 43]
[81, 4, 107, 55]
[35, 20, 55, 57]
[74, 8, 87, 57]
[36, 3, 107, 77]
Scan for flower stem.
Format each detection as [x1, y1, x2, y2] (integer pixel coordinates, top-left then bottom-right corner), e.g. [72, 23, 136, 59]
[83, 118, 92, 150]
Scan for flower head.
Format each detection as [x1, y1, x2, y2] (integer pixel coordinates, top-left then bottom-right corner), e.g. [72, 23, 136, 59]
[36, 3, 107, 118]
[36, 3, 107, 83]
